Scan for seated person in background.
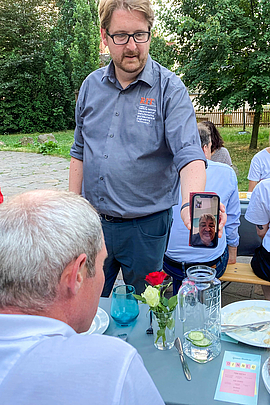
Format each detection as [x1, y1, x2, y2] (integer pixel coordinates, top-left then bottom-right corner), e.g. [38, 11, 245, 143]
[0, 190, 164, 405]
[248, 134, 270, 192]
[202, 121, 233, 166]
[164, 123, 240, 294]
[245, 178, 270, 282]
[192, 214, 216, 247]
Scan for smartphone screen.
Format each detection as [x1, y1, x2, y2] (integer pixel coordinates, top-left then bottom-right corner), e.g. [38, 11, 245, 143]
[189, 193, 220, 248]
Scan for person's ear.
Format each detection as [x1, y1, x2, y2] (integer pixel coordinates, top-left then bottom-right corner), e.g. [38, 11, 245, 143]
[62, 254, 87, 295]
[202, 144, 208, 157]
[101, 28, 108, 47]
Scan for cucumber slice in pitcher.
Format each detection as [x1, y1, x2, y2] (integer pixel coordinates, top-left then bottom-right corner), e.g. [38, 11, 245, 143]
[188, 331, 204, 341]
[192, 337, 211, 347]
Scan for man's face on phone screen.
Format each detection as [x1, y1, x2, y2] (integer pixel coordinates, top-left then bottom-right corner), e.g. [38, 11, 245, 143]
[199, 216, 216, 246]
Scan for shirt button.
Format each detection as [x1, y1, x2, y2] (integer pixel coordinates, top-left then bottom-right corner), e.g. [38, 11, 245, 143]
[100, 176, 104, 180]
[104, 154, 108, 159]
[100, 197, 104, 201]
[115, 112, 119, 116]
[109, 134, 114, 138]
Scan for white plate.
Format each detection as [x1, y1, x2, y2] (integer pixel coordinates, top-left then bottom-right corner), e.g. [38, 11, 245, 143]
[221, 300, 270, 348]
[80, 307, 109, 335]
[262, 358, 270, 394]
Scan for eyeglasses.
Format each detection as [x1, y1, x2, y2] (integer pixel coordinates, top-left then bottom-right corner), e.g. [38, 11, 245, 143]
[106, 30, 151, 45]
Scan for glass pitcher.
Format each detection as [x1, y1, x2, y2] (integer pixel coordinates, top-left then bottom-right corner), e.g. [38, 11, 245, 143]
[178, 265, 221, 363]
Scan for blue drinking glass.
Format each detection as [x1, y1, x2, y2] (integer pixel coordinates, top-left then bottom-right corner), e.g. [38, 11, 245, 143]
[110, 285, 139, 326]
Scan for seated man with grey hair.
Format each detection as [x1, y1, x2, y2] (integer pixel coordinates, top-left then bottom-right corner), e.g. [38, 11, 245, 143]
[0, 190, 164, 405]
[164, 123, 240, 294]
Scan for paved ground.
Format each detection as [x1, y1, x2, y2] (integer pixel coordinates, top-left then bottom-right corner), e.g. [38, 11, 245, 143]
[0, 151, 70, 198]
[0, 150, 266, 305]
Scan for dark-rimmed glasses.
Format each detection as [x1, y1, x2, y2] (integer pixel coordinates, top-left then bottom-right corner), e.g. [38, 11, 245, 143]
[106, 30, 151, 45]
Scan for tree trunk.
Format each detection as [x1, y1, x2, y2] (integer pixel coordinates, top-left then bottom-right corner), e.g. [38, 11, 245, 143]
[249, 110, 261, 149]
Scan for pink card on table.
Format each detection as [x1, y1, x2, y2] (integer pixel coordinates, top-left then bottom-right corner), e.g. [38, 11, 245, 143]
[215, 351, 260, 405]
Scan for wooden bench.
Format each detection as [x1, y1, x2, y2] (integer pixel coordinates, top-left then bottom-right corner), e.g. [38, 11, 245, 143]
[220, 262, 270, 287]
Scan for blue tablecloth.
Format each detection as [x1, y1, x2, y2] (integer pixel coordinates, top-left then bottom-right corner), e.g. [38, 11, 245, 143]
[99, 297, 270, 405]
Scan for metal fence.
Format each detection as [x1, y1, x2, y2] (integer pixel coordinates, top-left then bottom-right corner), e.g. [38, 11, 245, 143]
[195, 109, 270, 127]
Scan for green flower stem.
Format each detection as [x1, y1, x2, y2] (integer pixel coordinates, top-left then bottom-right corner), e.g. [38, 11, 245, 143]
[153, 310, 175, 347]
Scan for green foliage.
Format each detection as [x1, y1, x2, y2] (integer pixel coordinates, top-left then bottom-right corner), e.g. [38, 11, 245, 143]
[70, 0, 100, 90]
[149, 33, 176, 70]
[0, 0, 100, 134]
[38, 141, 60, 155]
[158, 0, 270, 147]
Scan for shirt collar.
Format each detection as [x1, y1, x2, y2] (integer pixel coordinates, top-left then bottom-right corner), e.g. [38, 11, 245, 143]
[102, 55, 154, 88]
[0, 314, 76, 339]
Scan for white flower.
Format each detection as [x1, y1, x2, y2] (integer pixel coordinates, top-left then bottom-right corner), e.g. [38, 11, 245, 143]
[142, 286, 159, 307]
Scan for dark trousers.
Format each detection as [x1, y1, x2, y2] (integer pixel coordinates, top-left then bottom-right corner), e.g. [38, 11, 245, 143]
[101, 209, 173, 296]
[163, 245, 229, 295]
[251, 245, 270, 281]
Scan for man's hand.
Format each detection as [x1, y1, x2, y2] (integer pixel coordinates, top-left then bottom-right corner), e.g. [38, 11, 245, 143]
[218, 202, 227, 238]
[181, 201, 227, 238]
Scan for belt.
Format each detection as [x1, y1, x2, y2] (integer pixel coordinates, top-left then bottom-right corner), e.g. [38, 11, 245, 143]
[163, 254, 222, 271]
[100, 209, 169, 223]
[100, 214, 134, 223]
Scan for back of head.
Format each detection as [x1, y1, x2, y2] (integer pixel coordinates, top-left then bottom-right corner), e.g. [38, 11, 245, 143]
[197, 122, 211, 149]
[202, 121, 224, 153]
[99, 0, 155, 30]
[0, 190, 103, 312]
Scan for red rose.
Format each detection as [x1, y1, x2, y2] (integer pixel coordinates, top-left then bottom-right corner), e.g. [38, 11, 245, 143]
[145, 271, 167, 286]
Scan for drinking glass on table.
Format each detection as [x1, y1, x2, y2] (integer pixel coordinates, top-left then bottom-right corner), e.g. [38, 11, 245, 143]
[111, 285, 139, 326]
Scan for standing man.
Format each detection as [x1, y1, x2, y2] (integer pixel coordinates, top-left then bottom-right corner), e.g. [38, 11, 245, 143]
[69, 0, 207, 296]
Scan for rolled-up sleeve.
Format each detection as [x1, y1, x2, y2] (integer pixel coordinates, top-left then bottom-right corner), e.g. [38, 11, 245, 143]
[70, 85, 85, 161]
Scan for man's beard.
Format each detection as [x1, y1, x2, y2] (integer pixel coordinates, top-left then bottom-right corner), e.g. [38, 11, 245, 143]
[114, 52, 147, 74]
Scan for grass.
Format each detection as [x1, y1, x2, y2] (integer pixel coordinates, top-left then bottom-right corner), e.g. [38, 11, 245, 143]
[0, 130, 74, 160]
[0, 126, 269, 191]
[219, 126, 270, 191]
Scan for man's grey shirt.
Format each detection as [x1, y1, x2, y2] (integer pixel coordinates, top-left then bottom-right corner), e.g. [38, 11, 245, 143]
[70, 55, 206, 218]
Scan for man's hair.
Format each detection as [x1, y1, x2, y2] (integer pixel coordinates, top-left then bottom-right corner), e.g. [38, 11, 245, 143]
[199, 213, 216, 226]
[99, 0, 155, 30]
[197, 122, 211, 149]
[0, 190, 103, 311]
[201, 121, 224, 153]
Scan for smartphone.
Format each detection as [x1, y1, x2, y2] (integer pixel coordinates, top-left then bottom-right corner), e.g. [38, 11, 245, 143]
[189, 192, 220, 248]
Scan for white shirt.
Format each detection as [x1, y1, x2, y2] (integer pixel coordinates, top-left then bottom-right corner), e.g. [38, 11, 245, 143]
[248, 148, 270, 182]
[245, 178, 270, 252]
[0, 314, 165, 405]
[166, 160, 240, 263]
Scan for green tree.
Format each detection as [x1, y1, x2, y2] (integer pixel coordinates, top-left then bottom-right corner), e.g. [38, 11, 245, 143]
[0, 0, 100, 134]
[0, 0, 57, 133]
[70, 0, 100, 90]
[149, 33, 176, 71]
[158, 0, 270, 148]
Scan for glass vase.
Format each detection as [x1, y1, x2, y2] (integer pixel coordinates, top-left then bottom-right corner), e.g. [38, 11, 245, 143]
[152, 309, 176, 350]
